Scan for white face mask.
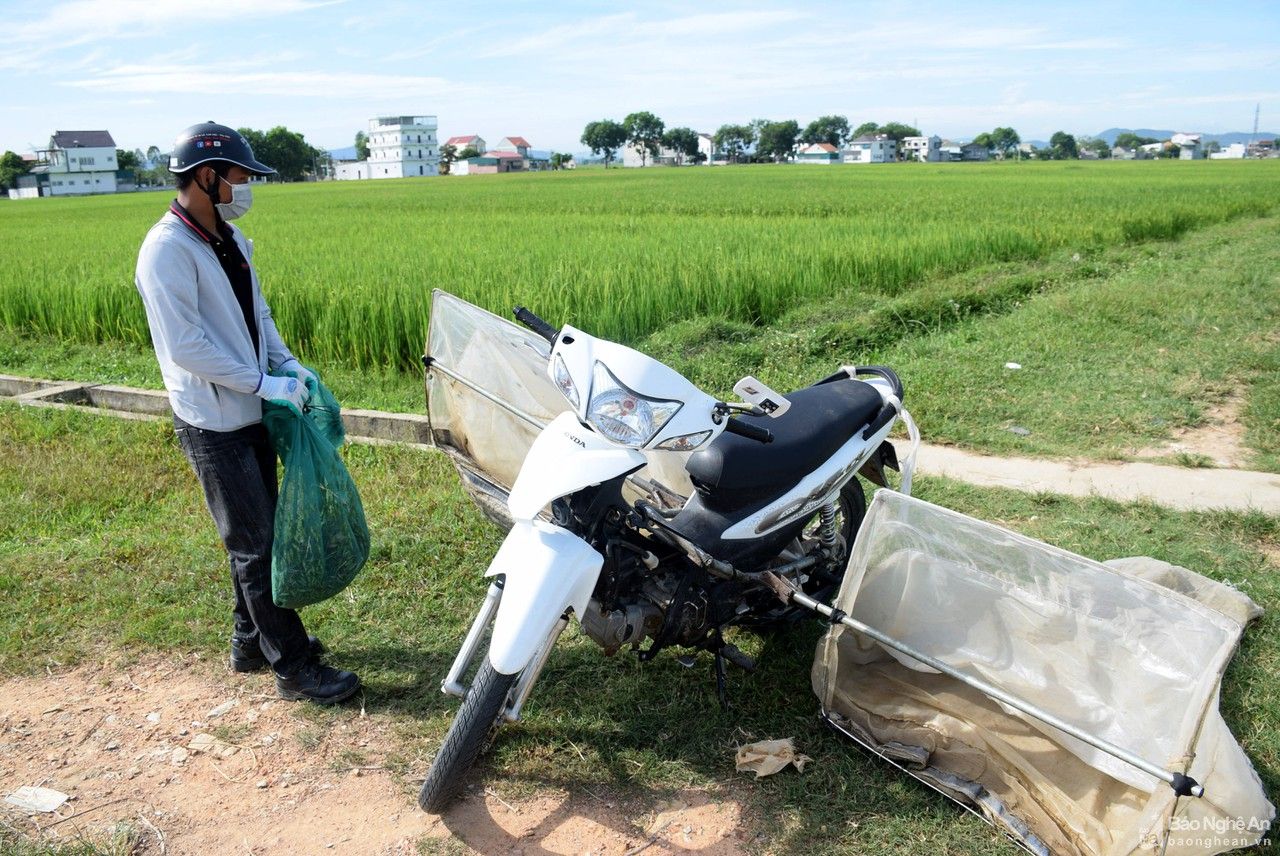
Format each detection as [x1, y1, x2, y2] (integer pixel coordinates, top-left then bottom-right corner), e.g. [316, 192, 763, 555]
[216, 177, 253, 220]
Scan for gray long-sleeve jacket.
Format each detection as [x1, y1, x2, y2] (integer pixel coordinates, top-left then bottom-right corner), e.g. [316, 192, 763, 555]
[135, 210, 297, 431]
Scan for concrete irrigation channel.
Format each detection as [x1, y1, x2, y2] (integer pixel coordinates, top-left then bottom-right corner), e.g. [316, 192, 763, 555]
[3, 374, 1278, 515]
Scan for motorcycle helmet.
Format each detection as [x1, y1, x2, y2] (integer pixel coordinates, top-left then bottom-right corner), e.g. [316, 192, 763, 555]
[168, 121, 276, 175]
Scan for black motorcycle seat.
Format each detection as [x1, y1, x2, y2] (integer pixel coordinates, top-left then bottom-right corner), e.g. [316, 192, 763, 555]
[685, 378, 884, 500]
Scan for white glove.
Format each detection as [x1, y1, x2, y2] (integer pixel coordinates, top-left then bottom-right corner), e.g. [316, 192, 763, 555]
[256, 373, 310, 417]
[279, 358, 319, 396]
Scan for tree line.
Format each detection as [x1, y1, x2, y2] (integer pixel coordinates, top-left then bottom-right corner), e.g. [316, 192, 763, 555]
[578, 113, 970, 165]
[574, 112, 1208, 165]
[125, 126, 327, 183]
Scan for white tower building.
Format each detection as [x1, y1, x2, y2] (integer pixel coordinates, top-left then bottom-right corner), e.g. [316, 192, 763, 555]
[366, 115, 440, 178]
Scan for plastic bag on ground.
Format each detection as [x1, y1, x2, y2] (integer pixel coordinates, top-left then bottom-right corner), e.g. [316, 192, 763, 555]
[262, 372, 369, 608]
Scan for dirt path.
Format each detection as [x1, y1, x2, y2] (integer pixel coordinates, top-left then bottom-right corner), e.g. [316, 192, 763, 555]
[911, 391, 1280, 513]
[0, 656, 749, 855]
[914, 443, 1280, 513]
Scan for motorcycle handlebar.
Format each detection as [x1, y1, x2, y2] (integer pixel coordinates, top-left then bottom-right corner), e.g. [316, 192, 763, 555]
[513, 306, 559, 345]
[725, 417, 773, 444]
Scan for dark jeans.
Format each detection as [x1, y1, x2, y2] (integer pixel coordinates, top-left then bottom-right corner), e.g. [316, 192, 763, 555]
[175, 419, 310, 675]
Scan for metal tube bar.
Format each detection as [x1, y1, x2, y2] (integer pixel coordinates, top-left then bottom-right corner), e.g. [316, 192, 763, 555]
[441, 581, 504, 698]
[428, 361, 547, 430]
[504, 614, 570, 722]
[898, 406, 920, 496]
[792, 590, 1203, 798]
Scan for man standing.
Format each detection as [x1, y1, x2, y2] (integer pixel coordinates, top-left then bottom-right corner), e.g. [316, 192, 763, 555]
[135, 122, 360, 705]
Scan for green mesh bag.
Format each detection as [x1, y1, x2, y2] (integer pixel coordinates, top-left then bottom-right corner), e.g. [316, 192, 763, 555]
[261, 372, 369, 608]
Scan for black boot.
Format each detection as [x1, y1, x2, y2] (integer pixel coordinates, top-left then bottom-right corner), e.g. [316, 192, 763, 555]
[230, 635, 325, 673]
[275, 661, 361, 705]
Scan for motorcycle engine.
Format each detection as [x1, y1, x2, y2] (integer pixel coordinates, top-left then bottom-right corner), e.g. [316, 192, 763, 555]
[580, 599, 662, 655]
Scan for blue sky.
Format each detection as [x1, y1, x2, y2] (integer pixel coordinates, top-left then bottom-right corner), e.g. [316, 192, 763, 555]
[1, 0, 1276, 155]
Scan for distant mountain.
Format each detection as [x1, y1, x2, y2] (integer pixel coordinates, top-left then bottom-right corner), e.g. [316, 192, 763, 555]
[1095, 128, 1277, 145]
[1094, 128, 1175, 144]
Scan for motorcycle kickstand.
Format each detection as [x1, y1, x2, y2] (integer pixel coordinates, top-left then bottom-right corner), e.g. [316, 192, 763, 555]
[714, 650, 730, 710]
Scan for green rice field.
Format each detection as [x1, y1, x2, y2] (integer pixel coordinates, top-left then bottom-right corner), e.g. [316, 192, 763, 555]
[1, 160, 1277, 372]
[2, 161, 1279, 854]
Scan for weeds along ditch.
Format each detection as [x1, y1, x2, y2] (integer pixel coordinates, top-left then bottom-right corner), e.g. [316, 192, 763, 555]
[0, 160, 1275, 372]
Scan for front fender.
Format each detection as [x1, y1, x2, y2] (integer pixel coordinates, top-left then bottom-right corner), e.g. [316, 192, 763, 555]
[508, 412, 646, 521]
[485, 519, 602, 674]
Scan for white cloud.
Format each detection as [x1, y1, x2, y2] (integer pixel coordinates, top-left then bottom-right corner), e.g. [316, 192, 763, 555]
[4, 0, 343, 44]
[1140, 90, 1280, 108]
[382, 25, 502, 63]
[1161, 46, 1280, 73]
[477, 13, 637, 58]
[479, 9, 806, 59]
[634, 10, 805, 38]
[0, 0, 342, 83]
[1024, 37, 1129, 51]
[756, 20, 1129, 58]
[68, 64, 477, 100]
[0, 46, 54, 72]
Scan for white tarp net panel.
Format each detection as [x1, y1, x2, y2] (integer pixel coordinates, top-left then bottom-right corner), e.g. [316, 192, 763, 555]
[425, 290, 693, 525]
[426, 290, 564, 495]
[813, 490, 1272, 856]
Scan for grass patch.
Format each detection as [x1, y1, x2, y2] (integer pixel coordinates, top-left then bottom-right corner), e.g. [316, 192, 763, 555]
[646, 214, 1280, 469]
[1245, 348, 1280, 473]
[4, 211, 1276, 471]
[1174, 451, 1216, 468]
[0, 817, 142, 856]
[1, 403, 1276, 854]
[874, 217, 1280, 464]
[211, 721, 253, 745]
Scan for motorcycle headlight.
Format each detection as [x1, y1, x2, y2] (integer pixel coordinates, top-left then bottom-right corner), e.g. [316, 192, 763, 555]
[587, 362, 681, 447]
[553, 354, 579, 408]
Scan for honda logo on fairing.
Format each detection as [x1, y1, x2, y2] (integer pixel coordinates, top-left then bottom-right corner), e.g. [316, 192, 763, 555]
[564, 432, 586, 448]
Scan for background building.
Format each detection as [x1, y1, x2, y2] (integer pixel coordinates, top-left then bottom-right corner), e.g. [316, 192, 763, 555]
[492, 136, 551, 170]
[796, 142, 841, 164]
[336, 115, 439, 180]
[902, 135, 942, 162]
[1208, 142, 1248, 159]
[458, 151, 525, 174]
[453, 135, 558, 174]
[32, 130, 119, 196]
[843, 134, 897, 163]
[444, 134, 486, 154]
[1172, 132, 1204, 160]
[698, 133, 716, 164]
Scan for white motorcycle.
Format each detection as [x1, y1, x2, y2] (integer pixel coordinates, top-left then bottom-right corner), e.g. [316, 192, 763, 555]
[418, 298, 918, 812]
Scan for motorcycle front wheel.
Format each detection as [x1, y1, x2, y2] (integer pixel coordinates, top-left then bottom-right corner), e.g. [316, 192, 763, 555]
[418, 657, 518, 813]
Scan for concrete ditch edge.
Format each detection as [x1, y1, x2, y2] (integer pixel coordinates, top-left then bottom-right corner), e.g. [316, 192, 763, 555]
[2, 374, 1278, 514]
[0, 374, 429, 448]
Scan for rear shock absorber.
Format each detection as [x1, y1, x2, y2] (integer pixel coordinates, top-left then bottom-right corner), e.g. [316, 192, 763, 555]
[817, 503, 839, 551]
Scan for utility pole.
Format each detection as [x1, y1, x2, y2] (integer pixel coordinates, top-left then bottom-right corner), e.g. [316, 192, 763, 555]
[1250, 103, 1260, 155]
